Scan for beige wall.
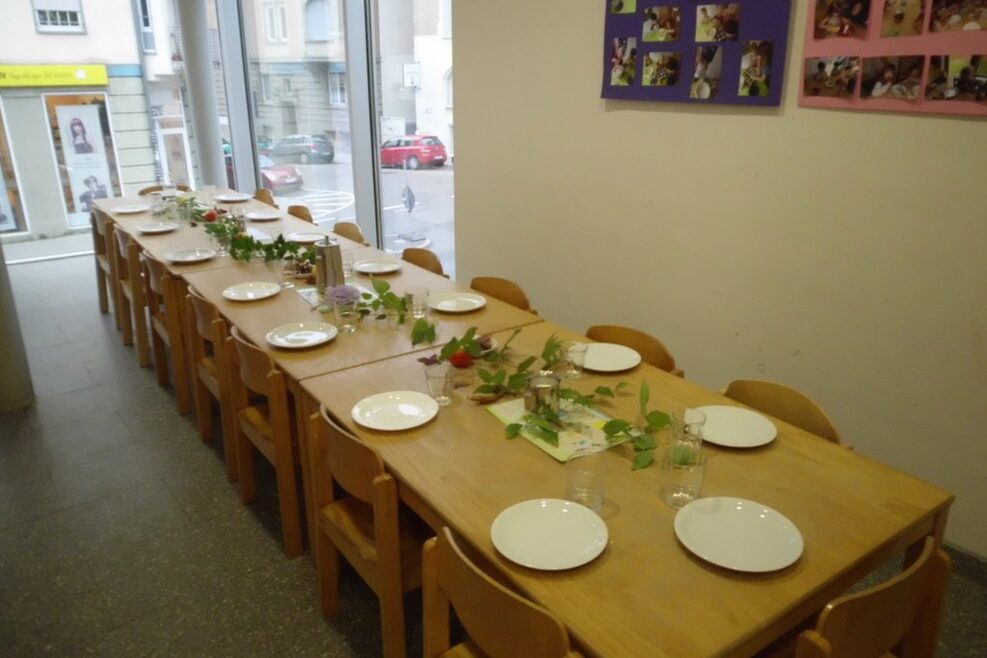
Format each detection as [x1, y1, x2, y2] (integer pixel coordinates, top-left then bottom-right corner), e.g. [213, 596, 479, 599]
[454, 1, 987, 557]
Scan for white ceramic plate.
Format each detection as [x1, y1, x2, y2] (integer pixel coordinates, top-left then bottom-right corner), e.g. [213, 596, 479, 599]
[136, 222, 179, 234]
[694, 405, 777, 448]
[583, 343, 642, 372]
[113, 204, 150, 214]
[166, 248, 217, 264]
[246, 210, 281, 221]
[351, 391, 439, 431]
[284, 231, 328, 244]
[265, 321, 338, 349]
[222, 281, 282, 302]
[674, 497, 803, 572]
[215, 192, 251, 202]
[491, 499, 608, 570]
[353, 258, 401, 274]
[428, 292, 487, 313]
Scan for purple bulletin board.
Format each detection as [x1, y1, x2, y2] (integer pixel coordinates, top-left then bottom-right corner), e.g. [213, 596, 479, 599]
[602, 0, 794, 106]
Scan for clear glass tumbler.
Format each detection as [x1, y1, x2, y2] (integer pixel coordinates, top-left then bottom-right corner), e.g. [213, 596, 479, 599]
[564, 342, 588, 379]
[661, 439, 705, 509]
[566, 449, 607, 512]
[333, 301, 360, 334]
[405, 287, 429, 319]
[424, 363, 453, 406]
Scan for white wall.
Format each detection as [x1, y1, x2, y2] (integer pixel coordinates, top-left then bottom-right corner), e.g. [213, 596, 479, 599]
[0, 0, 139, 65]
[454, 1, 987, 557]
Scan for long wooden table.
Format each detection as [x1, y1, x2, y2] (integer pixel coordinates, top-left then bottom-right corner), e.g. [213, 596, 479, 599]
[301, 322, 953, 658]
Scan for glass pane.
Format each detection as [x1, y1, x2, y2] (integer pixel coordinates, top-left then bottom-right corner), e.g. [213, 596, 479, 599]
[372, 0, 455, 274]
[242, 0, 355, 225]
[0, 106, 28, 234]
[44, 93, 122, 229]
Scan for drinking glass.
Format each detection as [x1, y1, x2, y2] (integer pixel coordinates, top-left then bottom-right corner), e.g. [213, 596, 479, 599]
[342, 250, 354, 278]
[661, 439, 706, 508]
[405, 287, 429, 319]
[673, 408, 706, 442]
[566, 449, 607, 512]
[161, 183, 177, 199]
[424, 363, 453, 406]
[564, 342, 588, 379]
[333, 301, 360, 334]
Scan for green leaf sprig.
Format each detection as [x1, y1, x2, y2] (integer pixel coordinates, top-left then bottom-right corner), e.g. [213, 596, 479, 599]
[601, 382, 672, 470]
[411, 318, 436, 345]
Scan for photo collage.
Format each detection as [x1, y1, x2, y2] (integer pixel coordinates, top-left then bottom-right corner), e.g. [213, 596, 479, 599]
[801, 0, 987, 115]
[603, 0, 792, 106]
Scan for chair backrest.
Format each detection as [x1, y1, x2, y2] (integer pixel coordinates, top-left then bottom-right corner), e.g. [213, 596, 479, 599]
[254, 188, 275, 206]
[229, 326, 274, 395]
[470, 276, 533, 312]
[93, 210, 113, 238]
[585, 324, 679, 374]
[796, 537, 950, 658]
[113, 228, 133, 277]
[332, 221, 366, 244]
[287, 205, 314, 222]
[423, 527, 577, 658]
[401, 247, 445, 276]
[318, 404, 387, 505]
[186, 285, 221, 343]
[142, 251, 167, 297]
[723, 379, 841, 444]
[138, 183, 191, 195]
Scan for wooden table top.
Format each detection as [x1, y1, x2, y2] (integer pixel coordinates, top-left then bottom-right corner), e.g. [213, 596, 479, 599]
[92, 194, 363, 276]
[183, 257, 543, 383]
[302, 321, 953, 658]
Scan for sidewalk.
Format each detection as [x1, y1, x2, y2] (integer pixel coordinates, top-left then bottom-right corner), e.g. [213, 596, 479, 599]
[3, 233, 93, 264]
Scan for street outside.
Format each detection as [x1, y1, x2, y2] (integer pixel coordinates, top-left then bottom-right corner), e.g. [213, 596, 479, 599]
[269, 159, 456, 278]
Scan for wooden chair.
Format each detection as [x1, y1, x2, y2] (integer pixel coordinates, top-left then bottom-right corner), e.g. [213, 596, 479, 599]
[423, 527, 581, 658]
[470, 276, 535, 313]
[795, 537, 950, 658]
[585, 324, 682, 377]
[287, 204, 314, 223]
[401, 247, 447, 277]
[310, 405, 429, 658]
[254, 188, 276, 206]
[142, 252, 192, 414]
[227, 326, 303, 557]
[90, 211, 120, 328]
[332, 221, 369, 245]
[185, 286, 238, 480]
[112, 228, 150, 366]
[138, 183, 191, 195]
[723, 379, 841, 444]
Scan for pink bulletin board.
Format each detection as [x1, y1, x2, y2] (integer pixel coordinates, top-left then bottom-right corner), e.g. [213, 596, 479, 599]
[800, 0, 987, 117]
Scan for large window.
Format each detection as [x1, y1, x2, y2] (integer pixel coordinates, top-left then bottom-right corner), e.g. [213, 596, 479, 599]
[138, 0, 155, 52]
[264, 2, 288, 43]
[0, 104, 28, 234]
[329, 72, 347, 105]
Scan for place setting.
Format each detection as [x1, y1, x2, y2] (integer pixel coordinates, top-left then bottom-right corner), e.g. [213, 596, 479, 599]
[265, 321, 338, 349]
[214, 192, 252, 203]
[428, 291, 487, 313]
[165, 248, 218, 264]
[222, 281, 282, 302]
[353, 257, 402, 274]
[113, 204, 151, 215]
[136, 221, 180, 234]
[246, 209, 282, 222]
[583, 342, 642, 372]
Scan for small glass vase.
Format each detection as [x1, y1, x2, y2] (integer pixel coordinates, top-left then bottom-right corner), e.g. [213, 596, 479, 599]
[334, 301, 360, 334]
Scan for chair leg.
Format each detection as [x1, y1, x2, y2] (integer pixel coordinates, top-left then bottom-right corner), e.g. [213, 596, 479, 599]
[274, 458, 303, 558]
[379, 586, 408, 658]
[236, 428, 256, 504]
[193, 378, 214, 443]
[315, 527, 341, 617]
[119, 292, 134, 346]
[151, 331, 169, 388]
[95, 264, 108, 314]
[132, 303, 151, 368]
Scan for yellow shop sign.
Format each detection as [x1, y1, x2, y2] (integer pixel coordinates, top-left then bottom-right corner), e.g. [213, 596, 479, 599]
[0, 64, 108, 88]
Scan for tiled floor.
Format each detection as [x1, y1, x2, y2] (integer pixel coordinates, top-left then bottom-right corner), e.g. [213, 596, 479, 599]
[1, 255, 985, 657]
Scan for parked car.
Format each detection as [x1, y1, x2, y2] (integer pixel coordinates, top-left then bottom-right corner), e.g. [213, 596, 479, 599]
[379, 135, 447, 169]
[259, 155, 303, 192]
[271, 134, 334, 164]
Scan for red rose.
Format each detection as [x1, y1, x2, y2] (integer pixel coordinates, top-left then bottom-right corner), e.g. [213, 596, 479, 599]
[449, 349, 472, 369]
[204, 210, 218, 222]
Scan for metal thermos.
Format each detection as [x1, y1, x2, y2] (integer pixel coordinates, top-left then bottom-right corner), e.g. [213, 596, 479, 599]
[524, 372, 561, 413]
[315, 237, 344, 292]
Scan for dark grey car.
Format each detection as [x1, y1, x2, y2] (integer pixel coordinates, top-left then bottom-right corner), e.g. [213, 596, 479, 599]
[271, 134, 335, 164]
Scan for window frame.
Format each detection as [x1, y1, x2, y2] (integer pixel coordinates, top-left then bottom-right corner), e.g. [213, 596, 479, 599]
[329, 71, 348, 106]
[32, 1, 86, 34]
[138, 0, 156, 53]
[264, 2, 288, 43]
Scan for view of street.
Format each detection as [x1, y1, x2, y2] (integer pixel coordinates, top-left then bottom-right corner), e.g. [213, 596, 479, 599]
[270, 160, 456, 277]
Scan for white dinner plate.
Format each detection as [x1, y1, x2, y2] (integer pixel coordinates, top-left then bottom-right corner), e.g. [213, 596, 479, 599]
[246, 210, 281, 221]
[674, 497, 803, 572]
[694, 405, 777, 448]
[583, 343, 642, 372]
[491, 499, 608, 570]
[136, 222, 179, 234]
[284, 231, 328, 244]
[353, 258, 401, 274]
[428, 292, 486, 313]
[265, 321, 338, 349]
[113, 204, 150, 214]
[166, 248, 217, 264]
[222, 281, 282, 302]
[215, 192, 251, 202]
[351, 391, 439, 431]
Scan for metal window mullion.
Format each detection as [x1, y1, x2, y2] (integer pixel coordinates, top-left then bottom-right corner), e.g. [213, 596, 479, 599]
[342, 0, 382, 247]
[217, 0, 258, 193]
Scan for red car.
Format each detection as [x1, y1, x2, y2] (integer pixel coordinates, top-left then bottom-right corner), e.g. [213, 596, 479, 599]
[259, 155, 304, 192]
[379, 135, 447, 169]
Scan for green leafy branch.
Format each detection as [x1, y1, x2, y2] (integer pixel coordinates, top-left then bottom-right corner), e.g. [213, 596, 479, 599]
[601, 382, 671, 470]
[359, 277, 409, 322]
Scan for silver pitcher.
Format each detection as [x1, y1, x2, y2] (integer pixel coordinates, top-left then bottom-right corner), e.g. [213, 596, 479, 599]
[315, 237, 344, 293]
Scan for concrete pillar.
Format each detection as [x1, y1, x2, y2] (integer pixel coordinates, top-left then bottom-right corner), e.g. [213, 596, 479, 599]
[176, 0, 227, 187]
[0, 241, 34, 411]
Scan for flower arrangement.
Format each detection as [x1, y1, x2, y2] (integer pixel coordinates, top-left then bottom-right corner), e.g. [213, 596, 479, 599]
[327, 284, 361, 307]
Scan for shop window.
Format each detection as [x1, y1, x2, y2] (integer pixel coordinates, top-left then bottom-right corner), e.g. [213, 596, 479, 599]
[33, 0, 85, 34]
[0, 104, 29, 234]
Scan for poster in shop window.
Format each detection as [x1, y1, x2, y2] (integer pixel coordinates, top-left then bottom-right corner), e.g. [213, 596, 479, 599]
[54, 104, 114, 227]
[0, 165, 15, 232]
